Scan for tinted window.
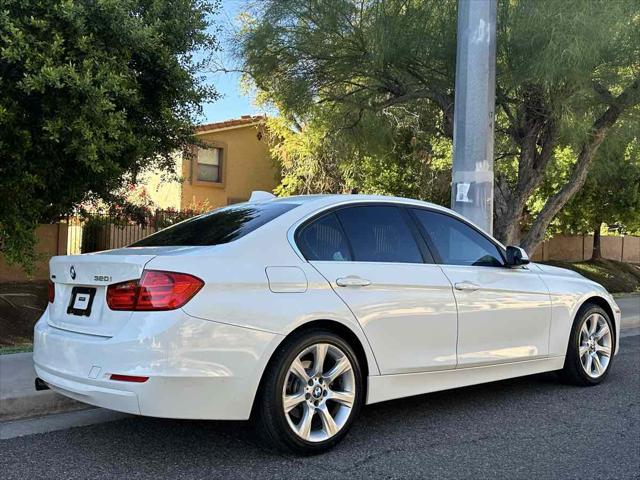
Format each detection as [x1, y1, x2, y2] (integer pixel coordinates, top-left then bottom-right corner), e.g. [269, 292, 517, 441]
[412, 209, 504, 267]
[297, 213, 352, 261]
[336, 206, 423, 263]
[131, 203, 298, 247]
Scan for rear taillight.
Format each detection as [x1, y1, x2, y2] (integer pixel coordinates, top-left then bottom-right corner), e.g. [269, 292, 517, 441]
[48, 280, 55, 303]
[106, 270, 203, 311]
[106, 280, 139, 310]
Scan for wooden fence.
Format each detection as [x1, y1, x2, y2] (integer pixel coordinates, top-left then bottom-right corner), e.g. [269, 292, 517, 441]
[531, 235, 639, 263]
[0, 224, 69, 282]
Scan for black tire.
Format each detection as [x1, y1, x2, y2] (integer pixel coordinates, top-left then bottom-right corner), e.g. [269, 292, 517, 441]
[559, 303, 615, 386]
[254, 328, 364, 455]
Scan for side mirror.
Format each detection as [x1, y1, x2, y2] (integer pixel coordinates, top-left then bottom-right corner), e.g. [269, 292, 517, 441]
[506, 246, 530, 267]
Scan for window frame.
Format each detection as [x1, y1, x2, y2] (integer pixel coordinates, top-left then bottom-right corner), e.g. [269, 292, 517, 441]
[192, 142, 227, 188]
[293, 202, 434, 265]
[296, 211, 354, 262]
[407, 207, 507, 268]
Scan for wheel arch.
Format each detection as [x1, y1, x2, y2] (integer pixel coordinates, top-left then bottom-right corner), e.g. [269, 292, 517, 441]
[578, 295, 617, 346]
[250, 318, 374, 417]
[580, 296, 615, 324]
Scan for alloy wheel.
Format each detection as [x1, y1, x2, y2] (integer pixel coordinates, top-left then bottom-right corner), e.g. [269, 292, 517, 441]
[578, 313, 612, 379]
[282, 342, 356, 442]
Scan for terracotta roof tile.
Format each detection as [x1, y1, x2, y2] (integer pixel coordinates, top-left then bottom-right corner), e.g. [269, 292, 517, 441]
[195, 115, 265, 133]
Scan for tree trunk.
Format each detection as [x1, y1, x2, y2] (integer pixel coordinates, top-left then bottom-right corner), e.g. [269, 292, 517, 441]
[519, 77, 639, 255]
[493, 90, 558, 248]
[493, 202, 522, 246]
[592, 221, 603, 260]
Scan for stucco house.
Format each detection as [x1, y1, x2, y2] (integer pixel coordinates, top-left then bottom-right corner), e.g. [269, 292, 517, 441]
[139, 115, 279, 210]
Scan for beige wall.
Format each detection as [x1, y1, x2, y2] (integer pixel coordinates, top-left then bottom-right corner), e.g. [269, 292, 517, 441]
[0, 224, 68, 282]
[532, 235, 640, 263]
[181, 124, 278, 210]
[135, 154, 182, 210]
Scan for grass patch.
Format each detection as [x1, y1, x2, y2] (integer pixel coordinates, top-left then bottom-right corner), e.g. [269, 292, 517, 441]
[0, 344, 33, 355]
[544, 259, 640, 294]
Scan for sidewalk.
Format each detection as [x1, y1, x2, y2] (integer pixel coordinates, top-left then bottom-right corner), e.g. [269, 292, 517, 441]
[1, 295, 638, 422]
[616, 295, 640, 332]
[0, 352, 88, 421]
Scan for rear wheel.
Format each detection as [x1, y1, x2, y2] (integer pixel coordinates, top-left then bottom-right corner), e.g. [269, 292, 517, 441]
[559, 304, 614, 386]
[255, 329, 363, 454]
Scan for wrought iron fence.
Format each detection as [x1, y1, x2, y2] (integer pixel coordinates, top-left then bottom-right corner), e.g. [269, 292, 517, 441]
[65, 209, 199, 255]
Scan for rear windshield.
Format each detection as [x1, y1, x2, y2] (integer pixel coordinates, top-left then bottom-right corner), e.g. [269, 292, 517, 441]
[131, 202, 299, 247]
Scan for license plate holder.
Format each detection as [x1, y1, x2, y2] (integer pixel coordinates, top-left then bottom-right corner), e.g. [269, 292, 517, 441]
[67, 287, 96, 317]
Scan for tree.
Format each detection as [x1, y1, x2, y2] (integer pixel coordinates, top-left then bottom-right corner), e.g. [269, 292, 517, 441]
[549, 129, 640, 259]
[266, 105, 452, 206]
[0, 0, 219, 269]
[239, 0, 640, 253]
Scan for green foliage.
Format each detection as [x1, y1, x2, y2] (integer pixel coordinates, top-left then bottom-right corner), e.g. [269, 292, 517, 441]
[0, 0, 219, 270]
[552, 128, 640, 235]
[240, 0, 640, 248]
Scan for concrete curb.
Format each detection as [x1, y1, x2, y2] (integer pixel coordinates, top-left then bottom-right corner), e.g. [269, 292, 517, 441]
[0, 352, 90, 422]
[0, 391, 90, 422]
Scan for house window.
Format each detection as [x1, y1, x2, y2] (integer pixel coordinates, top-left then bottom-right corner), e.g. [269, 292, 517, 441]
[197, 147, 222, 183]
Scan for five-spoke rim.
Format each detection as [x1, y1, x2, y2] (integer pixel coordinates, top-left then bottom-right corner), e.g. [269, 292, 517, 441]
[282, 343, 355, 442]
[579, 313, 612, 379]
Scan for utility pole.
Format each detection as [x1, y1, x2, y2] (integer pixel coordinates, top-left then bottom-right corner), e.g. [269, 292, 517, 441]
[451, 0, 497, 234]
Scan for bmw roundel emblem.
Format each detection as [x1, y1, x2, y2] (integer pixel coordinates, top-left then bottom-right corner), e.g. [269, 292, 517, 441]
[70, 265, 76, 280]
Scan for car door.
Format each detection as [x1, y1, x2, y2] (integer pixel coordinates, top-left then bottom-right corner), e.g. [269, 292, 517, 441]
[296, 204, 458, 375]
[410, 208, 551, 367]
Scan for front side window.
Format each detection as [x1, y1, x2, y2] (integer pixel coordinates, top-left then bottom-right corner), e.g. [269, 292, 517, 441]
[336, 206, 423, 263]
[132, 202, 298, 247]
[412, 209, 504, 267]
[197, 147, 222, 183]
[297, 213, 352, 261]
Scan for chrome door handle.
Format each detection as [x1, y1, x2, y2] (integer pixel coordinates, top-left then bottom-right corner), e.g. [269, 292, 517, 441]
[336, 276, 371, 287]
[454, 281, 480, 292]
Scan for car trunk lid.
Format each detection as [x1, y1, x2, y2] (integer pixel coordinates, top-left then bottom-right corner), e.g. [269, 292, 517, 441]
[48, 251, 157, 337]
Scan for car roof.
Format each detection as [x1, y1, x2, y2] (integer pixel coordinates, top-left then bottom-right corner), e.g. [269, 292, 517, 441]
[267, 193, 449, 212]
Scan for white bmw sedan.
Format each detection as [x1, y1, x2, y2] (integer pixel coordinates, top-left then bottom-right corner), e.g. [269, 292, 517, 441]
[34, 194, 621, 454]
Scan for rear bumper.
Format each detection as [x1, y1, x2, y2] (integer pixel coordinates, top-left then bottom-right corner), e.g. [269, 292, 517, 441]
[33, 309, 283, 420]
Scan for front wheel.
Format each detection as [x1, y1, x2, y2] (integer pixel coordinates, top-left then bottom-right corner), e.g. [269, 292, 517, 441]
[559, 304, 614, 386]
[255, 329, 363, 454]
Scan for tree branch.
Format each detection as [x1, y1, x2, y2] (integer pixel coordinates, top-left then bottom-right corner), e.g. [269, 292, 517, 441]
[591, 81, 616, 105]
[521, 75, 640, 253]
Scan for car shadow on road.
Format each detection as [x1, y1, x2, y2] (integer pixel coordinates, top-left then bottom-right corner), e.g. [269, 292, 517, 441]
[58, 369, 570, 458]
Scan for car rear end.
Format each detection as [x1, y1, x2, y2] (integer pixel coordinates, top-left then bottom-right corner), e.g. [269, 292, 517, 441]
[33, 201, 301, 420]
[34, 248, 279, 419]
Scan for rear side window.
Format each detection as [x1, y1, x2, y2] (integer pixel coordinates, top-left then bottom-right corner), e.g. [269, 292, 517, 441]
[336, 206, 423, 263]
[412, 209, 504, 267]
[297, 213, 352, 261]
[131, 203, 298, 247]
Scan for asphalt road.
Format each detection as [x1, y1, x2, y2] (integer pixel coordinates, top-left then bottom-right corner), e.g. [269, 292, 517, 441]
[1, 336, 638, 480]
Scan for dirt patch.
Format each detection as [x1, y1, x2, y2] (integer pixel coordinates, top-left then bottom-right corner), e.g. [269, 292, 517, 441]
[0, 281, 48, 347]
[544, 259, 640, 294]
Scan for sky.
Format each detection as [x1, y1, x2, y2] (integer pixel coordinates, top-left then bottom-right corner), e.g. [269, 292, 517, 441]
[198, 1, 262, 123]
